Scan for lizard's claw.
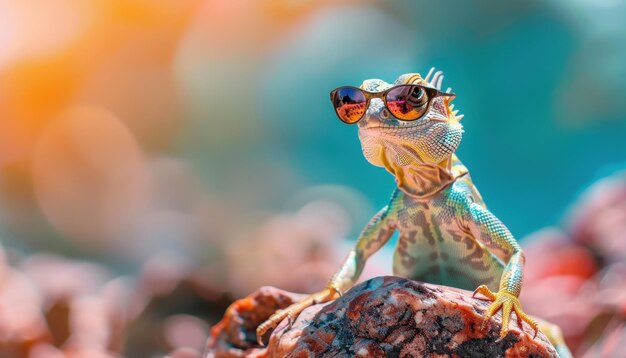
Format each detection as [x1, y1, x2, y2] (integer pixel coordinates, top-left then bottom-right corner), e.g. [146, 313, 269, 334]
[256, 285, 341, 346]
[329, 285, 343, 297]
[472, 285, 538, 340]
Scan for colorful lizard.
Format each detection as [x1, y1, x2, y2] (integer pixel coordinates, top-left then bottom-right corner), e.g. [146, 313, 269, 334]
[257, 69, 572, 357]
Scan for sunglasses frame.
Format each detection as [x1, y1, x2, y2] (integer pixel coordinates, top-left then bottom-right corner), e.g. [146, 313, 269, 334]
[329, 84, 456, 124]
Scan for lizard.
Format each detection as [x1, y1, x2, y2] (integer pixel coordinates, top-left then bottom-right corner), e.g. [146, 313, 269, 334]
[256, 69, 572, 357]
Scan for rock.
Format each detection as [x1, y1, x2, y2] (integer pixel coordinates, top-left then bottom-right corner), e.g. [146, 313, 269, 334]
[205, 276, 558, 358]
[522, 229, 597, 284]
[520, 229, 601, 353]
[205, 286, 304, 357]
[581, 320, 626, 358]
[520, 275, 598, 354]
[566, 171, 626, 263]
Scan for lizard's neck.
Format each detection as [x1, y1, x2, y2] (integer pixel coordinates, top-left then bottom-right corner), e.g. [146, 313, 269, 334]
[384, 154, 468, 199]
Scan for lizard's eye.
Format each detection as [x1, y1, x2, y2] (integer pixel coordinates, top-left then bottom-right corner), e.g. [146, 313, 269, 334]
[385, 85, 429, 121]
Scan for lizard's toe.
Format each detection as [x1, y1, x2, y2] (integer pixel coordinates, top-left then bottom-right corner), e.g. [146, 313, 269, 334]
[474, 288, 536, 340]
[472, 284, 497, 301]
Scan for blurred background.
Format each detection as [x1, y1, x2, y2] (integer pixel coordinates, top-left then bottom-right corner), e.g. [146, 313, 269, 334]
[0, 0, 625, 357]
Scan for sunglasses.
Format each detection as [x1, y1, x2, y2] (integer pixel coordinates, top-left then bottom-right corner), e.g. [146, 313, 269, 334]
[330, 84, 455, 124]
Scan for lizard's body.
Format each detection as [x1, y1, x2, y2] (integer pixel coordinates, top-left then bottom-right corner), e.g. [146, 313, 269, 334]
[333, 163, 507, 293]
[328, 74, 525, 301]
[257, 70, 571, 357]
[392, 175, 504, 291]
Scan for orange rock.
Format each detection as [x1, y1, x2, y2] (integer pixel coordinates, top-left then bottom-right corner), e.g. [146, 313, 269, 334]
[205, 287, 304, 358]
[206, 277, 559, 357]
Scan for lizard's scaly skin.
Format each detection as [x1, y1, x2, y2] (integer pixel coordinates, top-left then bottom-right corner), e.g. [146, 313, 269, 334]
[257, 70, 572, 357]
[329, 72, 521, 299]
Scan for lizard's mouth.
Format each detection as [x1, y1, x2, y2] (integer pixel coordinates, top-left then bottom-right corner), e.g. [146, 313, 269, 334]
[359, 113, 450, 132]
[360, 120, 432, 132]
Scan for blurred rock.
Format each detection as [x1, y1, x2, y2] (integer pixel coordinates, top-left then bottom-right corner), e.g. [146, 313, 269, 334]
[226, 201, 349, 297]
[566, 171, 626, 263]
[521, 275, 599, 353]
[123, 252, 231, 358]
[0, 250, 136, 357]
[207, 277, 558, 358]
[164, 315, 210, 353]
[0, 268, 49, 357]
[523, 228, 598, 284]
[596, 263, 626, 314]
[167, 347, 203, 358]
[581, 319, 626, 358]
[521, 228, 601, 352]
[28, 343, 66, 358]
[520, 171, 626, 353]
[18, 253, 131, 355]
[20, 254, 112, 308]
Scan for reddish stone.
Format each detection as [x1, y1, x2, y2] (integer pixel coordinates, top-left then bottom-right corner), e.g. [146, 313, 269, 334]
[206, 277, 558, 357]
[581, 320, 626, 358]
[596, 263, 626, 319]
[205, 287, 304, 357]
[521, 275, 599, 353]
[522, 229, 598, 283]
[566, 172, 626, 263]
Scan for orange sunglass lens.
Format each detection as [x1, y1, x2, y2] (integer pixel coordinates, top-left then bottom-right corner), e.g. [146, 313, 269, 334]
[333, 87, 367, 124]
[385, 85, 429, 121]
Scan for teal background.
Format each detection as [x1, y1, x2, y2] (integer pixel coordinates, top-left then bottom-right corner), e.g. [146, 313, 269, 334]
[179, 1, 626, 240]
[1, 0, 625, 262]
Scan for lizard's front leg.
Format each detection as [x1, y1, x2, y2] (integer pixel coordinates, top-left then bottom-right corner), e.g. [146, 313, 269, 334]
[256, 194, 398, 345]
[464, 202, 538, 339]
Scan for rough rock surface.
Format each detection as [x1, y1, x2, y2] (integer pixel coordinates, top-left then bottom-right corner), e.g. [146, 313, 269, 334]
[205, 276, 558, 357]
[206, 287, 305, 357]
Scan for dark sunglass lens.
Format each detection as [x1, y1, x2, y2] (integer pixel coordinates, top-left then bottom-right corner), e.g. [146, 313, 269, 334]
[386, 85, 429, 120]
[333, 87, 367, 124]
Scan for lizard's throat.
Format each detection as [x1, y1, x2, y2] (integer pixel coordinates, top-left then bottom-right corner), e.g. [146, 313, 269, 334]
[358, 132, 467, 198]
[380, 152, 468, 199]
[383, 158, 451, 198]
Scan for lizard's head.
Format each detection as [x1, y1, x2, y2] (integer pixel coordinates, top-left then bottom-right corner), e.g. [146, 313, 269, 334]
[346, 69, 464, 171]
